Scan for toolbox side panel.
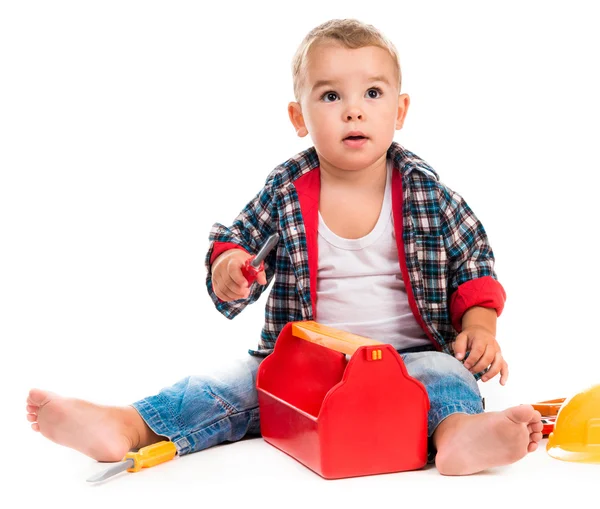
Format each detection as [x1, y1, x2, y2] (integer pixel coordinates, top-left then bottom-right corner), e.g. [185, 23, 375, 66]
[318, 345, 429, 478]
[256, 323, 347, 418]
[257, 390, 323, 474]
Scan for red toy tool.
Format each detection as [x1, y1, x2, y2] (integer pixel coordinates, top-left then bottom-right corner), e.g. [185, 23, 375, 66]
[241, 233, 279, 284]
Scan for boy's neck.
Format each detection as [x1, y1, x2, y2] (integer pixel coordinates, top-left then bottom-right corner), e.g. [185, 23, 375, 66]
[319, 153, 388, 190]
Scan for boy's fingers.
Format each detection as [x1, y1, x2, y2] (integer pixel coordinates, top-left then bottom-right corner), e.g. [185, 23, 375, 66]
[480, 351, 503, 382]
[230, 260, 251, 287]
[212, 278, 225, 299]
[469, 347, 495, 374]
[216, 274, 248, 301]
[463, 342, 485, 369]
[224, 275, 249, 299]
[213, 281, 233, 301]
[499, 358, 509, 385]
[214, 283, 230, 302]
[454, 333, 468, 360]
[256, 271, 267, 285]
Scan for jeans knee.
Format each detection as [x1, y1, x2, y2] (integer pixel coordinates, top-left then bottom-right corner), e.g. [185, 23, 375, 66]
[403, 351, 481, 401]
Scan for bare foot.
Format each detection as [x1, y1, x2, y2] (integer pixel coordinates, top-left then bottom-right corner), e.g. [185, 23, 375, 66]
[26, 388, 160, 462]
[433, 404, 543, 475]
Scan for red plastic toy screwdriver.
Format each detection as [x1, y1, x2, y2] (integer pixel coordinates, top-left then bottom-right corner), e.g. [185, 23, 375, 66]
[241, 233, 280, 284]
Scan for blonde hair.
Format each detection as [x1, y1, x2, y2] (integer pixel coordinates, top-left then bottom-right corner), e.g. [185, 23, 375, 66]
[291, 19, 402, 102]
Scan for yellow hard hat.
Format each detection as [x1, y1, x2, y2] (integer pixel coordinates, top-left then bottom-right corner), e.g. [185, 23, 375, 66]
[547, 383, 600, 463]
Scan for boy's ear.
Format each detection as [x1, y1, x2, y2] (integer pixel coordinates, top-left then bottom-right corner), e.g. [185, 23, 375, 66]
[288, 102, 308, 137]
[395, 93, 410, 130]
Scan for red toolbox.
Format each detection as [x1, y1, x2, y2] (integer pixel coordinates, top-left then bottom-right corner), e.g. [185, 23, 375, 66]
[256, 321, 430, 479]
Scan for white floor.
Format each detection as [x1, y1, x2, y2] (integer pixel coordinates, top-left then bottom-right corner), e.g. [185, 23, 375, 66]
[12, 433, 598, 509]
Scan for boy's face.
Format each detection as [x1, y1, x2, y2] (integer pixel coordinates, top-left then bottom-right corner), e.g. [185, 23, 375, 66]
[289, 42, 409, 172]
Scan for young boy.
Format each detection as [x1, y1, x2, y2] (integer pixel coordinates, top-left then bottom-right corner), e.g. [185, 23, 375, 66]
[26, 18, 543, 476]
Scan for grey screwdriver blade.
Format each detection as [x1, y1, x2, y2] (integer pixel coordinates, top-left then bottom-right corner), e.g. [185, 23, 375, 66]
[250, 233, 280, 268]
[86, 458, 134, 483]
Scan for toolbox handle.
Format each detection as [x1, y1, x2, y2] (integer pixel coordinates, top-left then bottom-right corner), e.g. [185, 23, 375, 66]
[292, 321, 383, 356]
[532, 398, 565, 417]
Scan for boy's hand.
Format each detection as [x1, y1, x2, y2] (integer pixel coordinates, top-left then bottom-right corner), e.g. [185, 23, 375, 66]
[454, 325, 509, 385]
[211, 249, 267, 302]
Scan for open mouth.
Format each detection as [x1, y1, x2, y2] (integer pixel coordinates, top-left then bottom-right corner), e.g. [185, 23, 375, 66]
[344, 135, 367, 141]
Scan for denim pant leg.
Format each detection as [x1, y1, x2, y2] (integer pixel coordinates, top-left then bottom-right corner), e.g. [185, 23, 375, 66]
[401, 351, 484, 438]
[132, 355, 262, 456]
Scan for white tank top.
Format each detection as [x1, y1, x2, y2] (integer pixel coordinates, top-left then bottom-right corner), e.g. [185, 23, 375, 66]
[316, 160, 430, 350]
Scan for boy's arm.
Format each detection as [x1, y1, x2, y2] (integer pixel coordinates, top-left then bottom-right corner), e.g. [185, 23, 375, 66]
[440, 188, 506, 332]
[441, 188, 508, 383]
[205, 178, 278, 319]
[461, 305, 496, 336]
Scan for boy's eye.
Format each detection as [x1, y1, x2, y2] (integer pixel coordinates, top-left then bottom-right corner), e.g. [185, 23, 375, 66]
[366, 87, 383, 99]
[320, 88, 382, 102]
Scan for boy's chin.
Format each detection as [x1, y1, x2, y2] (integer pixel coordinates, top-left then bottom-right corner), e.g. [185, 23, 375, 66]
[330, 161, 382, 173]
[322, 149, 387, 172]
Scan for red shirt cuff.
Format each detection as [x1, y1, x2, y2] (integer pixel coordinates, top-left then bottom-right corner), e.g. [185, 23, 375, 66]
[449, 276, 506, 332]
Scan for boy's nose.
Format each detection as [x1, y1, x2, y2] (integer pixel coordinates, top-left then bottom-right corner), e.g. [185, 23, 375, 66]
[346, 113, 363, 121]
[345, 110, 363, 121]
[344, 100, 364, 121]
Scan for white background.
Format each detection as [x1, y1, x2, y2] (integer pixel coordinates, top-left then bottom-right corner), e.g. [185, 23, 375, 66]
[1, 0, 599, 507]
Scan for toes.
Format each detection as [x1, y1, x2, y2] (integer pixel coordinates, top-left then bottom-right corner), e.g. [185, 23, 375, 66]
[27, 389, 52, 407]
[528, 441, 539, 453]
[505, 404, 537, 424]
[31, 423, 40, 432]
[528, 421, 544, 433]
[27, 405, 38, 414]
[530, 431, 543, 443]
[27, 413, 37, 423]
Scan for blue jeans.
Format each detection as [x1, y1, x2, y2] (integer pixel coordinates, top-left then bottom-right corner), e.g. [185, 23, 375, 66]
[132, 351, 483, 456]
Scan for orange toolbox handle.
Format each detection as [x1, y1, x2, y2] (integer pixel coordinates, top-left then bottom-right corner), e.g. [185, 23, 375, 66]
[531, 398, 565, 417]
[292, 321, 383, 356]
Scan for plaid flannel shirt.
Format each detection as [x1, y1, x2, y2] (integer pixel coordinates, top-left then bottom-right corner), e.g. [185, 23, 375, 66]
[205, 142, 506, 357]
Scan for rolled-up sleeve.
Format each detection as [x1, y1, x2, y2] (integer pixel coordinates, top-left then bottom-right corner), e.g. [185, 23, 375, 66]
[205, 176, 278, 319]
[441, 188, 506, 331]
